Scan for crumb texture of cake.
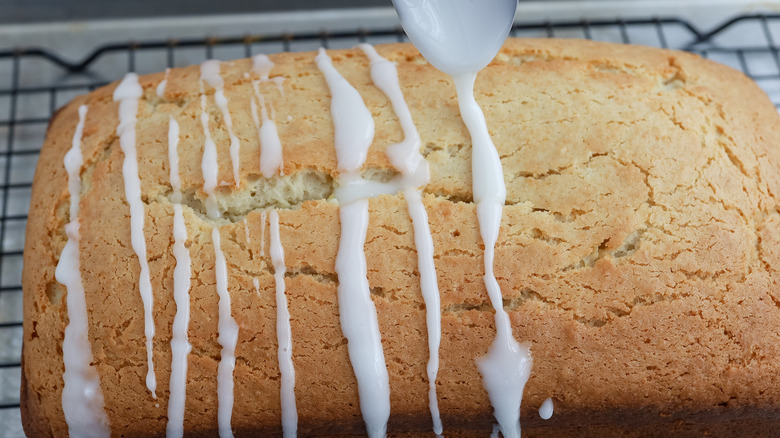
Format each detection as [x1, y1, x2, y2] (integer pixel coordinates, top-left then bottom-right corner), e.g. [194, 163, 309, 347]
[21, 38, 780, 436]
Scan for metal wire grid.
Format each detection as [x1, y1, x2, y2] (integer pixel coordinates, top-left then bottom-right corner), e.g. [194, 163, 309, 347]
[0, 13, 779, 436]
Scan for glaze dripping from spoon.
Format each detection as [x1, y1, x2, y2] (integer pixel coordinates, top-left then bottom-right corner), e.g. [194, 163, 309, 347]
[392, 1, 532, 436]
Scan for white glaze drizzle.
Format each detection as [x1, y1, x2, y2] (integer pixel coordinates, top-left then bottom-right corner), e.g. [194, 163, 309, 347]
[315, 47, 390, 438]
[456, 71, 532, 438]
[491, 424, 501, 438]
[252, 54, 274, 80]
[163, 115, 179, 195]
[156, 68, 170, 98]
[250, 83, 283, 178]
[253, 277, 261, 297]
[166, 116, 193, 438]
[113, 73, 158, 397]
[213, 228, 239, 438]
[198, 86, 220, 218]
[269, 210, 298, 437]
[253, 54, 285, 95]
[244, 216, 265, 296]
[198, 64, 239, 435]
[393, 1, 532, 434]
[201, 60, 241, 187]
[317, 49, 374, 171]
[243, 217, 251, 245]
[357, 45, 425, 176]
[538, 397, 554, 420]
[358, 43, 443, 436]
[402, 189, 443, 433]
[333, 175, 403, 205]
[259, 211, 266, 257]
[57, 105, 111, 438]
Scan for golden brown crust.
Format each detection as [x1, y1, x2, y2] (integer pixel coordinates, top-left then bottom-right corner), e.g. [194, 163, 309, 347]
[22, 38, 780, 436]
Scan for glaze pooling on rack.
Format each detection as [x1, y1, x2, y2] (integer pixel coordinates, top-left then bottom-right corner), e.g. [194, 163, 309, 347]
[201, 60, 241, 187]
[213, 228, 239, 438]
[113, 73, 158, 398]
[57, 104, 111, 438]
[269, 210, 298, 438]
[315, 47, 390, 438]
[358, 43, 443, 436]
[166, 116, 193, 438]
[539, 397, 554, 420]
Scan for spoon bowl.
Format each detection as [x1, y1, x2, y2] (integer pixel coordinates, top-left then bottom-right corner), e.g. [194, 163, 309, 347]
[392, 0, 518, 75]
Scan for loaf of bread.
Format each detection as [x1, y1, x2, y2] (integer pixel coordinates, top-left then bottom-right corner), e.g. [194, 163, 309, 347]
[21, 38, 780, 436]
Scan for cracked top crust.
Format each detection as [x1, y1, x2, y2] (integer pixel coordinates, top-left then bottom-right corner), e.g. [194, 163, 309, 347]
[21, 38, 780, 436]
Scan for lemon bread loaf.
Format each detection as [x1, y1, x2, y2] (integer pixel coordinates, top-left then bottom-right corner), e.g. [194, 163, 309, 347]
[21, 38, 780, 436]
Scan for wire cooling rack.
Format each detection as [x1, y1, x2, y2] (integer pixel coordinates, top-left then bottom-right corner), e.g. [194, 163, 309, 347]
[1, 13, 780, 437]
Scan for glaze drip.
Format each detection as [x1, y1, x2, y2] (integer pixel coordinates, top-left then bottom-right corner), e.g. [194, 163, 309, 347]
[198, 88, 220, 218]
[316, 47, 391, 438]
[213, 228, 239, 438]
[113, 73, 158, 397]
[358, 43, 443, 436]
[165, 116, 193, 438]
[250, 83, 283, 178]
[57, 104, 111, 438]
[539, 398, 554, 420]
[198, 63, 239, 437]
[270, 210, 298, 437]
[201, 60, 242, 186]
[156, 68, 170, 97]
[454, 72, 532, 438]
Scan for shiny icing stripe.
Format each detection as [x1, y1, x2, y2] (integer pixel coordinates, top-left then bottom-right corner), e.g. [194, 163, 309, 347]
[358, 43, 443, 436]
[269, 210, 298, 437]
[57, 104, 111, 438]
[165, 116, 193, 438]
[253, 54, 285, 94]
[198, 88, 220, 219]
[539, 397, 554, 420]
[113, 73, 158, 397]
[198, 64, 239, 436]
[454, 72, 532, 438]
[252, 54, 274, 80]
[213, 228, 239, 438]
[249, 84, 283, 178]
[391, 3, 533, 433]
[156, 68, 170, 98]
[201, 60, 242, 186]
[260, 210, 266, 258]
[315, 47, 390, 438]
